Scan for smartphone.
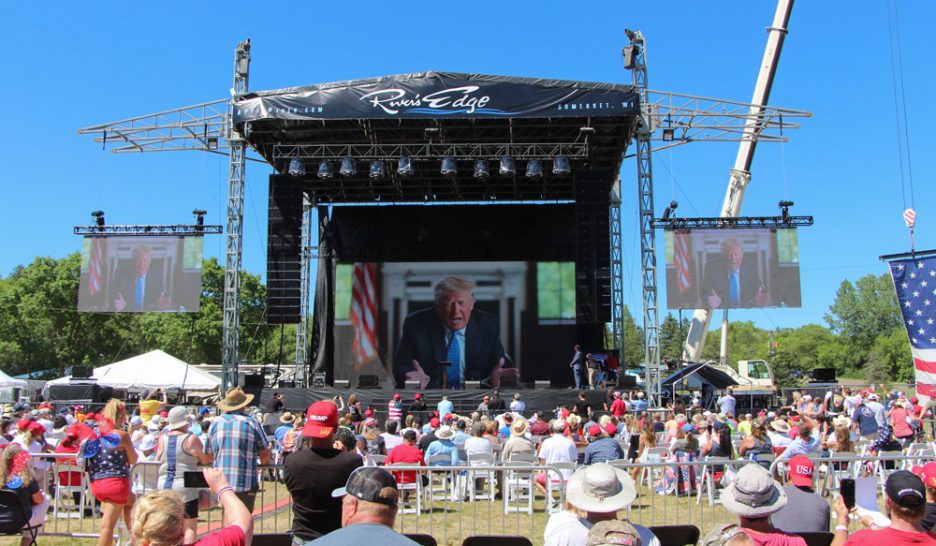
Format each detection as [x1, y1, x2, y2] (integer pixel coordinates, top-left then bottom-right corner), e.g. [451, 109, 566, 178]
[840, 478, 855, 509]
[183, 471, 209, 489]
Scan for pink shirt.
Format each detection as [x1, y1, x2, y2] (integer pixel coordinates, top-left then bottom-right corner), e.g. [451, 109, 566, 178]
[891, 407, 914, 438]
[742, 528, 807, 546]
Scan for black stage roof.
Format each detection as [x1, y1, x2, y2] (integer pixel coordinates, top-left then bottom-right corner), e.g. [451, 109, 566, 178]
[234, 72, 640, 202]
[661, 363, 739, 390]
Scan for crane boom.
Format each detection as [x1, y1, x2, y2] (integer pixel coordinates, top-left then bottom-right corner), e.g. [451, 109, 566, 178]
[683, 0, 795, 362]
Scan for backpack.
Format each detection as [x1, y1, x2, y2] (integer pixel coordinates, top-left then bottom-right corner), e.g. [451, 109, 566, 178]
[0, 482, 32, 533]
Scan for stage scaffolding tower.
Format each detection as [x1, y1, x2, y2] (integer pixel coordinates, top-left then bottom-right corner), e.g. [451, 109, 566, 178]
[293, 194, 313, 387]
[625, 30, 662, 405]
[609, 180, 624, 364]
[221, 39, 251, 393]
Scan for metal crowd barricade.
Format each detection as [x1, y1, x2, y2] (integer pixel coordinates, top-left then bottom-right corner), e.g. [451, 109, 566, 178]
[27, 451, 935, 545]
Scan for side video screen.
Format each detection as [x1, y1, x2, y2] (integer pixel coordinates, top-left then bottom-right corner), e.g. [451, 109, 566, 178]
[663, 228, 801, 309]
[77, 236, 203, 313]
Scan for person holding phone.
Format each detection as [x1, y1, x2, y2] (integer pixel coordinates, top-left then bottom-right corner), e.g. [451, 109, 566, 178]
[156, 407, 212, 544]
[131, 467, 252, 546]
[831, 471, 936, 546]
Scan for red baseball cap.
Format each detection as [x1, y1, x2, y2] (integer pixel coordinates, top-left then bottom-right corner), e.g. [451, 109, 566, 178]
[365, 408, 374, 417]
[429, 417, 440, 428]
[588, 424, 602, 437]
[604, 423, 618, 437]
[159, 411, 169, 418]
[912, 396, 920, 404]
[444, 413, 454, 422]
[303, 401, 338, 439]
[393, 393, 401, 400]
[920, 462, 936, 488]
[414, 393, 422, 400]
[788, 455, 815, 487]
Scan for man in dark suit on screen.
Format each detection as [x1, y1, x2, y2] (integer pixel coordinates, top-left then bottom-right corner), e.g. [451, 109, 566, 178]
[394, 276, 513, 389]
[700, 237, 770, 308]
[110, 245, 172, 312]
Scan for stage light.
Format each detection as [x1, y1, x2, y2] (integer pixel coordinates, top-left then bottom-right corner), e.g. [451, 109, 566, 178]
[662, 128, 675, 142]
[661, 200, 678, 221]
[340, 157, 356, 177]
[441, 156, 457, 177]
[91, 210, 105, 228]
[779, 200, 794, 223]
[193, 209, 206, 232]
[369, 160, 385, 179]
[499, 156, 516, 176]
[397, 156, 414, 176]
[553, 155, 571, 176]
[525, 160, 543, 178]
[317, 160, 333, 179]
[287, 158, 305, 177]
[473, 160, 490, 178]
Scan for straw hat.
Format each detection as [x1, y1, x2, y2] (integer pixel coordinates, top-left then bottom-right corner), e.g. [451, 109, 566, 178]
[218, 387, 254, 412]
[279, 411, 295, 424]
[769, 419, 790, 433]
[510, 417, 529, 436]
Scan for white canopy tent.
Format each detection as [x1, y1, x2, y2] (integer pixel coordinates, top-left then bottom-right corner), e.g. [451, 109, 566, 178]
[0, 369, 27, 388]
[47, 350, 220, 391]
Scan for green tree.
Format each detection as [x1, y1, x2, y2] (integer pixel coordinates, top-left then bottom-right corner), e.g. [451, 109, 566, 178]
[659, 313, 684, 363]
[825, 274, 902, 367]
[621, 305, 644, 367]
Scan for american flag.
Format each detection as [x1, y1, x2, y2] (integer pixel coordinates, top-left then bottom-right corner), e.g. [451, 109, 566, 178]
[888, 255, 936, 403]
[674, 230, 692, 294]
[349, 262, 378, 367]
[87, 237, 104, 296]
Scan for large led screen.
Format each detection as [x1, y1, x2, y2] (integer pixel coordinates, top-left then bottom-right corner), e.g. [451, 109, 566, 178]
[663, 228, 801, 309]
[77, 236, 203, 313]
[331, 261, 577, 387]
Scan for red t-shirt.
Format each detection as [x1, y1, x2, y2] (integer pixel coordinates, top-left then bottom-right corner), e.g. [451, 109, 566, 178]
[189, 526, 245, 546]
[611, 399, 626, 417]
[846, 526, 936, 546]
[742, 528, 806, 546]
[385, 443, 425, 484]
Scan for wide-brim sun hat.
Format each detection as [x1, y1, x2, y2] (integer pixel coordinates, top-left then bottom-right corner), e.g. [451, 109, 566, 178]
[511, 417, 529, 436]
[566, 463, 637, 513]
[218, 387, 254, 412]
[720, 463, 787, 517]
[769, 420, 790, 433]
[279, 411, 295, 424]
[166, 406, 190, 431]
[435, 426, 455, 440]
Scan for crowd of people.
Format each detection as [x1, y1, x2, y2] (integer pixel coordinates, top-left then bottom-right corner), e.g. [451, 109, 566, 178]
[0, 381, 933, 546]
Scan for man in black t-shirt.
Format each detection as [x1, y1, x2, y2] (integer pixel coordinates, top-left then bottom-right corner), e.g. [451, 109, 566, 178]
[573, 392, 591, 418]
[487, 389, 507, 412]
[284, 401, 363, 542]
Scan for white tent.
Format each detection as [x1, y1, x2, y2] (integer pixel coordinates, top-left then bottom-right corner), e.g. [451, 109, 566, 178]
[0, 369, 27, 388]
[48, 350, 220, 391]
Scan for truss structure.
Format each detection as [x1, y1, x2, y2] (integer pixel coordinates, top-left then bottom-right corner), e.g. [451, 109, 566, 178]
[74, 224, 223, 236]
[77, 38, 809, 392]
[651, 215, 813, 230]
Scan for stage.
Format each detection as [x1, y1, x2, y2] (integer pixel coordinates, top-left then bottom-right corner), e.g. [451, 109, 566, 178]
[250, 386, 615, 419]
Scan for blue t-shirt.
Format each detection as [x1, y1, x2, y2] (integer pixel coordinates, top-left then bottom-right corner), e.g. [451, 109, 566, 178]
[311, 523, 419, 546]
[583, 438, 625, 465]
[852, 406, 879, 436]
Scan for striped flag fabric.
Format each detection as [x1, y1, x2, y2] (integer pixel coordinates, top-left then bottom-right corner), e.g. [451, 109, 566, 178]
[674, 230, 692, 294]
[88, 237, 104, 296]
[349, 262, 379, 366]
[887, 255, 936, 403]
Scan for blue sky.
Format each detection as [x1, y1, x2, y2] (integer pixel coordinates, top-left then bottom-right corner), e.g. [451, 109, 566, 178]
[2, 1, 933, 331]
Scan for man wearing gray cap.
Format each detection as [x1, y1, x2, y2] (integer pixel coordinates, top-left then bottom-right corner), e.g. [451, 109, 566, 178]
[720, 464, 806, 546]
[544, 463, 659, 546]
[312, 467, 419, 546]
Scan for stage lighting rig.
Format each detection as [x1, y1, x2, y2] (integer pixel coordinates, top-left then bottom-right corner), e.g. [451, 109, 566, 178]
[340, 157, 356, 177]
[287, 158, 305, 177]
[440, 156, 457, 177]
[778, 200, 794, 224]
[397, 156, 414, 176]
[91, 210, 105, 230]
[661, 201, 678, 222]
[499, 156, 516, 176]
[317, 160, 333, 179]
[525, 160, 543, 178]
[553, 155, 571, 176]
[369, 160, 385, 179]
[473, 159, 490, 178]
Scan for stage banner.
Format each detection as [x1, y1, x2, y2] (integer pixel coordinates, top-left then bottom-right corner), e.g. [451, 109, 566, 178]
[234, 72, 640, 122]
[887, 255, 936, 404]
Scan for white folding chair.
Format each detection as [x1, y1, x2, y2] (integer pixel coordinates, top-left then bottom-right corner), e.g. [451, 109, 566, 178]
[696, 456, 731, 506]
[387, 463, 424, 514]
[53, 465, 90, 520]
[502, 461, 535, 514]
[545, 461, 578, 513]
[639, 447, 669, 488]
[466, 452, 496, 501]
[426, 454, 456, 502]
